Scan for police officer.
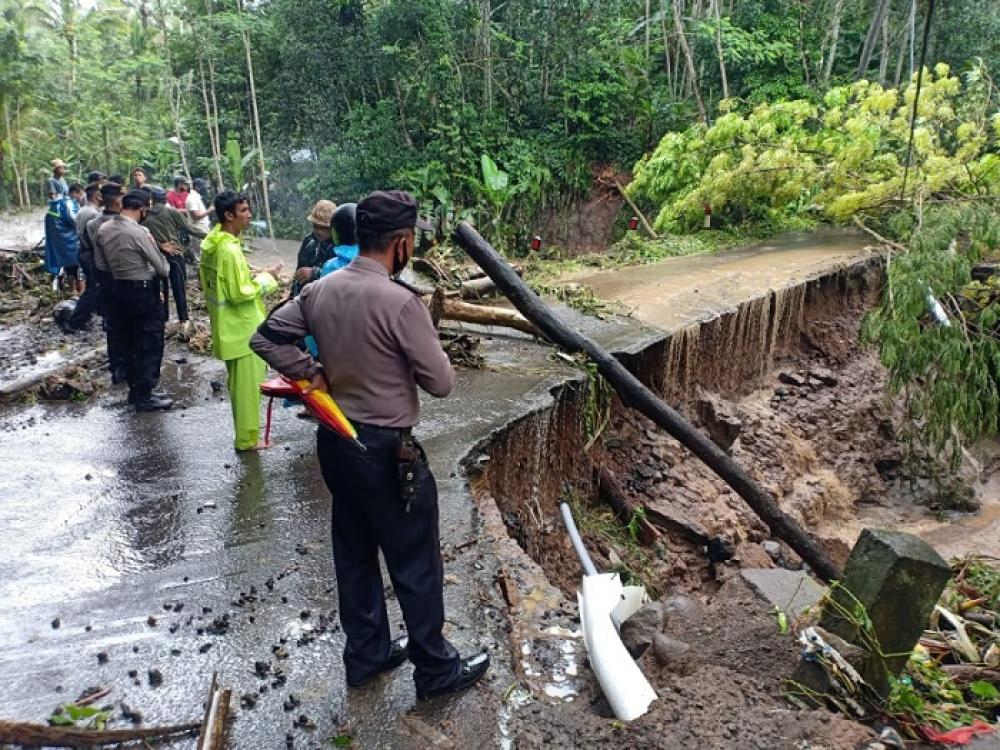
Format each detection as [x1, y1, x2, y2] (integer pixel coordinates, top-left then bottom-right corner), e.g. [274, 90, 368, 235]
[143, 186, 206, 336]
[89, 182, 128, 382]
[251, 190, 490, 699]
[98, 189, 173, 411]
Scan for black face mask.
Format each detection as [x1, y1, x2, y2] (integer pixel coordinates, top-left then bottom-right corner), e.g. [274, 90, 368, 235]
[391, 240, 408, 276]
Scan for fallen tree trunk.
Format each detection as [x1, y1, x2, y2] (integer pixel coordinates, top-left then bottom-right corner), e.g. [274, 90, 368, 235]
[426, 290, 537, 336]
[0, 719, 201, 747]
[0, 348, 107, 399]
[595, 465, 660, 546]
[453, 221, 841, 582]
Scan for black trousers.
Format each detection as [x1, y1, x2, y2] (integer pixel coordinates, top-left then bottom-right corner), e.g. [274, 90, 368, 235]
[66, 250, 100, 330]
[316, 424, 460, 693]
[109, 281, 165, 401]
[166, 254, 188, 321]
[96, 269, 127, 379]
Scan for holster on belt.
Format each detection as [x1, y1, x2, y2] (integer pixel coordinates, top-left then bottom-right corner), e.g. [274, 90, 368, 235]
[396, 434, 427, 511]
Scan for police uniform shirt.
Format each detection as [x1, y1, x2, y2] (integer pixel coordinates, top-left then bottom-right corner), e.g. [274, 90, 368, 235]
[89, 214, 117, 272]
[251, 255, 454, 428]
[97, 215, 170, 281]
[75, 205, 100, 249]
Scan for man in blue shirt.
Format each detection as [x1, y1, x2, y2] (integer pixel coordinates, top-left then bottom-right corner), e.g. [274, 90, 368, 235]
[48, 159, 69, 199]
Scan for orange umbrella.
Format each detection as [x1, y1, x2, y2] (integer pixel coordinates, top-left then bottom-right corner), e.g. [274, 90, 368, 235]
[260, 375, 365, 450]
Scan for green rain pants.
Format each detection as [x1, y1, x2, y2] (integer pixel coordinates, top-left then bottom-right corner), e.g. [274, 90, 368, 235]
[225, 353, 267, 450]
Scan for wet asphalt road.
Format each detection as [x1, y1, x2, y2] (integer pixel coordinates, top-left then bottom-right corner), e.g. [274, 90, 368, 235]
[0, 318, 615, 747]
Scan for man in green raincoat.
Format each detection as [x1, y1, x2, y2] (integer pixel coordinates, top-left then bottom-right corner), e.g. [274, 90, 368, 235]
[199, 190, 282, 451]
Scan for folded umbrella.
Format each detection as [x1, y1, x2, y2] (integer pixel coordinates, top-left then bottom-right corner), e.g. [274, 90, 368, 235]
[260, 375, 365, 450]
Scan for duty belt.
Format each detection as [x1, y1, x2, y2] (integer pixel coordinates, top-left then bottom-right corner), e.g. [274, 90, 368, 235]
[114, 278, 158, 288]
[355, 422, 413, 438]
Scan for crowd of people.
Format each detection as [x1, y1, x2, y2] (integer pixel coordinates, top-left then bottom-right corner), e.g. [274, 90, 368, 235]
[39, 157, 492, 700]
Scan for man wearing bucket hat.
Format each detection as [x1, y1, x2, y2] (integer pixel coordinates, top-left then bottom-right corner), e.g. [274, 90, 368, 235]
[48, 159, 69, 200]
[251, 190, 490, 700]
[292, 199, 337, 296]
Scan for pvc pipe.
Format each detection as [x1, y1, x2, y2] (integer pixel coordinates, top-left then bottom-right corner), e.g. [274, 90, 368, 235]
[560, 503, 598, 577]
[579, 573, 658, 721]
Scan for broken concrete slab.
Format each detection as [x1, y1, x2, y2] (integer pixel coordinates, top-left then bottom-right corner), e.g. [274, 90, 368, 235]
[740, 568, 826, 618]
[820, 528, 951, 695]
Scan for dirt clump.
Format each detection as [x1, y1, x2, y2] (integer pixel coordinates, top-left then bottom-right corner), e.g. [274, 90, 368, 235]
[512, 576, 875, 749]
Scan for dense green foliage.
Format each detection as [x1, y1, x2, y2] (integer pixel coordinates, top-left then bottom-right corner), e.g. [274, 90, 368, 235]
[3, 0, 999, 244]
[629, 64, 1000, 231]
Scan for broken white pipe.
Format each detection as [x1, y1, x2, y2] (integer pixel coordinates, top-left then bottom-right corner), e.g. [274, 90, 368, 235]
[560, 502, 658, 722]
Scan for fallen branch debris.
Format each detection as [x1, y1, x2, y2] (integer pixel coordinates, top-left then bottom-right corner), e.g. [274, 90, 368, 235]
[0, 719, 201, 747]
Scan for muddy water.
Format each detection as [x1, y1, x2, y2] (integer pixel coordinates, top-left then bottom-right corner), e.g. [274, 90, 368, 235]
[572, 228, 877, 331]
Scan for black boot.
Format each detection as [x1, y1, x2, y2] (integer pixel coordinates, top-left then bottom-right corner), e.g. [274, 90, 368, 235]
[416, 651, 490, 701]
[347, 636, 410, 688]
[134, 394, 173, 412]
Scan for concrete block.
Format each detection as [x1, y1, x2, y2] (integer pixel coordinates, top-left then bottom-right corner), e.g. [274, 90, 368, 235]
[820, 528, 950, 695]
[740, 567, 826, 618]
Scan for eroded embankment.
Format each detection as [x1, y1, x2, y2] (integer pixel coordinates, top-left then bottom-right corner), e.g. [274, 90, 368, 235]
[469, 253, 937, 748]
[474, 255, 893, 596]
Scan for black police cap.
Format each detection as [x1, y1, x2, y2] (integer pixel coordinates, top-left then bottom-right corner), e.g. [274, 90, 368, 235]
[122, 189, 151, 210]
[148, 186, 168, 202]
[100, 182, 125, 198]
[356, 190, 432, 234]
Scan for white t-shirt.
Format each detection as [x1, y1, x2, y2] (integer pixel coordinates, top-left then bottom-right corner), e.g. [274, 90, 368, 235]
[186, 190, 211, 232]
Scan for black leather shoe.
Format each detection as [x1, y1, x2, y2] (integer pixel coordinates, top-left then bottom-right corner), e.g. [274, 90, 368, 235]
[134, 394, 173, 412]
[347, 636, 410, 688]
[128, 389, 167, 405]
[417, 650, 490, 701]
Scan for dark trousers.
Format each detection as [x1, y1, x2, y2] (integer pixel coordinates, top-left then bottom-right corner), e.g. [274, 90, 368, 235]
[97, 269, 127, 380]
[66, 250, 100, 330]
[109, 281, 165, 401]
[166, 254, 188, 321]
[316, 425, 460, 692]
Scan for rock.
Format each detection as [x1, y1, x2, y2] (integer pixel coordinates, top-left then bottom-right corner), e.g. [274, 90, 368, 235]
[660, 594, 700, 626]
[820, 529, 951, 696]
[808, 366, 838, 386]
[651, 633, 693, 673]
[620, 601, 665, 658]
[734, 542, 776, 569]
[96, 652, 109, 664]
[779, 371, 807, 387]
[697, 394, 743, 452]
[121, 703, 143, 725]
[762, 541, 782, 561]
[51, 617, 60, 629]
[148, 668, 163, 687]
[706, 536, 736, 563]
[740, 568, 825, 618]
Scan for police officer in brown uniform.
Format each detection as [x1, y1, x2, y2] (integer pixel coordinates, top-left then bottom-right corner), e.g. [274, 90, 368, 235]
[98, 189, 172, 411]
[89, 182, 128, 383]
[251, 191, 490, 699]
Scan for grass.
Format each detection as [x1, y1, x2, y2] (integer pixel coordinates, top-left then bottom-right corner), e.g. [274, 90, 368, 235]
[564, 488, 655, 591]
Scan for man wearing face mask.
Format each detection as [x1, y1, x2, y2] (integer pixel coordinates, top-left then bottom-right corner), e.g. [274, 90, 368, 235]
[98, 189, 172, 411]
[250, 190, 490, 701]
